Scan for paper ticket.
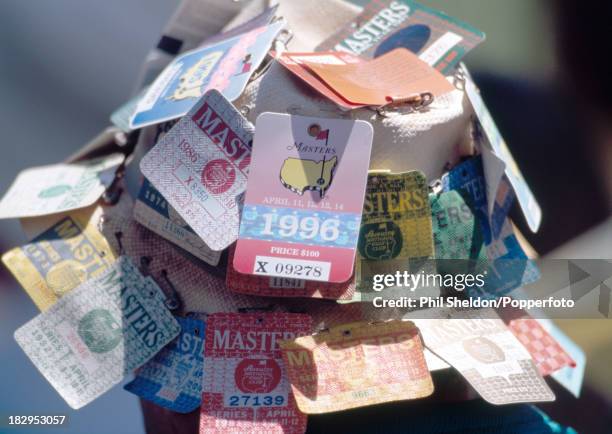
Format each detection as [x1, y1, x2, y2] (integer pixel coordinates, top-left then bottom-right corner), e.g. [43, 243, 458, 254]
[303, 48, 454, 106]
[358, 170, 433, 261]
[226, 247, 355, 300]
[415, 308, 555, 405]
[130, 21, 284, 129]
[316, 0, 485, 74]
[233, 113, 373, 283]
[14, 257, 181, 409]
[2, 208, 117, 311]
[201, 312, 311, 434]
[280, 320, 433, 413]
[141, 89, 254, 252]
[276, 51, 365, 110]
[0, 153, 124, 219]
[133, 178, 221, 265]
[125, 316, 205, 413]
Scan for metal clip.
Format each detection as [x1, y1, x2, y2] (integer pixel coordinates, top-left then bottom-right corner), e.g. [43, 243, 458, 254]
[375, 92, 434, 117]
[114, 231, 124, 255]
[101, 164, 125, 206]
[453, 64, 468, 91]
[160, 269, 182, 312]
[273, 28, 293, 55]
[140, 256, 153, 276]
[429, 179, 443, 195]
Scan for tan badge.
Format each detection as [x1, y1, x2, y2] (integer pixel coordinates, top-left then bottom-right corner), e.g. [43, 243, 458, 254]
[2, 206, 116, 310]
[280, 320, 433, 414]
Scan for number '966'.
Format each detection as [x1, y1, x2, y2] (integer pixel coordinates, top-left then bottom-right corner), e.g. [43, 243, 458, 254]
[261, 214, 339, 241]
[228, 395, 285, 407]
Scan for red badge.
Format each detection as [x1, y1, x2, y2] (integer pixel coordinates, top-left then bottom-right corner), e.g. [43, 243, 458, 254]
[226, 247, 355, 300]
[201, 312, 312, 434]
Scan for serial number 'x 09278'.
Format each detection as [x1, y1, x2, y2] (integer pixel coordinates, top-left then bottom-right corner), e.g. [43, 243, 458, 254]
[254, 256, 330, 281]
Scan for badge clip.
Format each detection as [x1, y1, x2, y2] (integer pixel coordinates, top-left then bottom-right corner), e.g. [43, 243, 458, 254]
[376, 92, 433, 117]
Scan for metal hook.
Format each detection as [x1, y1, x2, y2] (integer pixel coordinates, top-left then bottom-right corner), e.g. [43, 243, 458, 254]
[114, 231, 124, 255]
[160, 269, 182, 312]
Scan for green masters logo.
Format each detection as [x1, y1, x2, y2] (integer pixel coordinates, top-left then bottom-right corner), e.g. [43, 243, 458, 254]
[78, 309, 122, 353]
[358, 221, 403, 260]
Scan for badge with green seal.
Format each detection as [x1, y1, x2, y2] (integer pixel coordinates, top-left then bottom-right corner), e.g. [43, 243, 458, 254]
[358, 170, 433, 261]
[13, 256, 180, 409]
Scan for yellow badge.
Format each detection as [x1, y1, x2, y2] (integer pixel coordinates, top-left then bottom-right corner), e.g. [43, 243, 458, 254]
[2, 207, 116, 310]
[358, 170, 433, 260]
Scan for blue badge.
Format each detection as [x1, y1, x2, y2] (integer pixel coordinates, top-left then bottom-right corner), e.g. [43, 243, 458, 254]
[124, 316, 205, 413]
[130, 21, 284, 129]
[442, 156, 539, 297]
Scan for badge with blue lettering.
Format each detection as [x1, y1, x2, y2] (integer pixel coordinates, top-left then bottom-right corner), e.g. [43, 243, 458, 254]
[133, 178, 221, 265]
[130, 21, 284, 129]
[233, 113, 373, 283]
[141, 89, 254, 251]
[442, 156, 540, 297]
[201, 312, 311, 434]
[2, 208, 117, 311]
[316, 0, 485, 74]
[14, 256, 181, 409]
[125, 316, 205, 413]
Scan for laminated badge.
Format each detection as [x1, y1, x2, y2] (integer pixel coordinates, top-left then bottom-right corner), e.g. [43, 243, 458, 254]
[276, 51, 366, 110]
[130, 116, 222, 266]
[125, 316, 205, 413]
[415, 308, 555, 405]
[0, 154, 124, 219]
[226, 246, 356, 300]
[233, 113, 373, 283]
[442, 156, 540, 297]
[134, 178, 222, 266]
[201, 313, 311, 434]
[130, 20, 285, 129]
[140, 89, 254, 252]
[280, 320, 433, 413]
[358, 170, 433, 261]
[14, 257, 180, 409]
[430, 189, 487, 276]
[501, 310, 575, 377]
[2, 205, 117, 311]
[316, 0, 485, 74]
[300, 48, 454, 107]
[352, 170, 435, 302]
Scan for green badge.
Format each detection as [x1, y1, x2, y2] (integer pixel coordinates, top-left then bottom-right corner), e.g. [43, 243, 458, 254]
[78, 309, 122, 353]
[430, 190, 487, 275]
